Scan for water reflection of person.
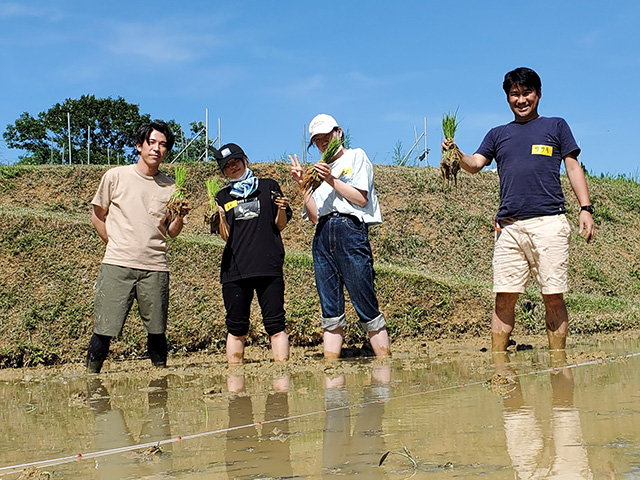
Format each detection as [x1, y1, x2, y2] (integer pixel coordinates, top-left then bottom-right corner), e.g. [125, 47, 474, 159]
[322, 365, 390, 478]
[225, 374, 292, 479]
[496, 352, 593, 479]
[87, 376, 172, 479]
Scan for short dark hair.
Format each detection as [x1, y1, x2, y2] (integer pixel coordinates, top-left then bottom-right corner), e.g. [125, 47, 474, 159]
[502, 67, 542, 96]
[136, 121, 175, 151]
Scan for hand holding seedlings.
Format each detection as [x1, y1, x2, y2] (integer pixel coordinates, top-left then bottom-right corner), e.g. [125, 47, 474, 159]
[440, 110, 462, 190]
[313, 162, 333, 181]
[176, 202, 190, 218]
[301, 137, 343, 193]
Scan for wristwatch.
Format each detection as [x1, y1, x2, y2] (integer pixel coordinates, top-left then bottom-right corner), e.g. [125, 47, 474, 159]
[579, 205, 595, 215]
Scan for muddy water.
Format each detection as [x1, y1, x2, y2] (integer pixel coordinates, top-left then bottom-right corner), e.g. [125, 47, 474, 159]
[1, 337, 640, 479]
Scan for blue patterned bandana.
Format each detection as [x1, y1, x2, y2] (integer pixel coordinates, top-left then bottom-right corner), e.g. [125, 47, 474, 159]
[229, 168, 259, 198]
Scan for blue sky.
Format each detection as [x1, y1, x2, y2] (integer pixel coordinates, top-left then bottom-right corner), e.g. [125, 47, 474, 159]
[0, 1, 637, 175]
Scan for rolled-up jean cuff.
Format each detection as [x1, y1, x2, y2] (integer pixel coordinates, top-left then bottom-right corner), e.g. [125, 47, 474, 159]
[321, 313, 347, 331]
[360, 313, 386, 332]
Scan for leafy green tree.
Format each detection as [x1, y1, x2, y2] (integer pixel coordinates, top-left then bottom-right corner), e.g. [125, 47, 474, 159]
[3, 112, 50, 165]
[169, 120, 219, 163]
[4, 95, 152, 165]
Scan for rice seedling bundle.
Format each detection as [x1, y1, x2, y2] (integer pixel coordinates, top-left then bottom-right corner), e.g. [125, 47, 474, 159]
[302, 138, 343, 193]
[441, 110, 462, 164]
[167, 166, 188, 217]
[205, 178, 222, 211]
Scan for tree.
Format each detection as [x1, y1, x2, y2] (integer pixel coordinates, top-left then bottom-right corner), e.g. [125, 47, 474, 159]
[3, 112, 50, 165]
[169, 120, 219, 163]
[4, 95, 152, 165]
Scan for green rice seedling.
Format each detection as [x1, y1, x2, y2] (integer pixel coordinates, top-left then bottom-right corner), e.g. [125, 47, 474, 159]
[167, 166, 188, 217]
[302, 137, 343, 193]
[442, 109, 461, 141]
[206, 178, 222, 210]
[440, 110, 462, 190]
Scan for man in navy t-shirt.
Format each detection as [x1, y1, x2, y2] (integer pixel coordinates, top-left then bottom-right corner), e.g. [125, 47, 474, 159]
[452, 67, 595, 352]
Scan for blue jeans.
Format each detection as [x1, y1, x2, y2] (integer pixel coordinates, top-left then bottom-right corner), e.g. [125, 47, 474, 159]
[312, 214, 386, 332]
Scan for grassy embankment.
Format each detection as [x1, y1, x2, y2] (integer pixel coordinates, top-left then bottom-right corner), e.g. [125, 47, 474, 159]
[0, 163, 638, 367]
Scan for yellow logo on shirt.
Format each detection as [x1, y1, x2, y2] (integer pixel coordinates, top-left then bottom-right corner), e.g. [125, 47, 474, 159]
[338, 167, 352, 177]
[531, 145, 553, 156]
[224, 200, 238, 211]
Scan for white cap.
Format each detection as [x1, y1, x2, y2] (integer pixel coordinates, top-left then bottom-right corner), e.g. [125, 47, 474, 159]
[309, 114, 339, 138]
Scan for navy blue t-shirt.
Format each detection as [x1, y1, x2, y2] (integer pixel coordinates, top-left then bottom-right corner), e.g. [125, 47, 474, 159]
[475, 116, 580, 222]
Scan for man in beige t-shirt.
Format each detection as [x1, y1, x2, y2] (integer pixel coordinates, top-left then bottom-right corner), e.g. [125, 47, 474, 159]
[86, 121, 188, 373]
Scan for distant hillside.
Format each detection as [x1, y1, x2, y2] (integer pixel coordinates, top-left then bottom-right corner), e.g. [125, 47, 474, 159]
[0, 163, 638, 366]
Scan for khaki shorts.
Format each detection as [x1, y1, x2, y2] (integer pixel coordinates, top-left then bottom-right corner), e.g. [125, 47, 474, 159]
[493, 214, 571, 295]
[94, 263, 169, 337]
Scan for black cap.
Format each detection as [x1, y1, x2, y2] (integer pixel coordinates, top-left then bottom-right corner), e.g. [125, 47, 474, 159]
[216, 143, 246, 170]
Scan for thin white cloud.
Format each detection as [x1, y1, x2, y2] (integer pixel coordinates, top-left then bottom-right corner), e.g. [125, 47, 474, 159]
[250, 44, 299, 63]
[346, 71, 386, 89]
[0, 2, 62, 21]
[106, 21, 221, 63]
[578, 27, 605, 46]
[577, 5, 640, 46]
[273, 75, 326, 99]
[270, 70, 421, 100]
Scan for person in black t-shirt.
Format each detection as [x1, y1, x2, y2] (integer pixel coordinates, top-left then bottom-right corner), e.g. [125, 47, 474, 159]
[214, 143, 292, 364]
[447, 67, 595, 353]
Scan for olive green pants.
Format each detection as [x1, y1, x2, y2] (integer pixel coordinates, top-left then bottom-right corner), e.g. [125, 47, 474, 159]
[94, 264, 169, 337]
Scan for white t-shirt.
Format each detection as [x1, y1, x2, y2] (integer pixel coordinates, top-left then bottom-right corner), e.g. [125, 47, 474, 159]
[91, 164, 176, 272]
[305, 147, 382, 225]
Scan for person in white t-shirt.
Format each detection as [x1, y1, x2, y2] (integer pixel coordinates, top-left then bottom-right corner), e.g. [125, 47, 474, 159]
[86, 121, 188, 373]
[289, 114, 390, 360]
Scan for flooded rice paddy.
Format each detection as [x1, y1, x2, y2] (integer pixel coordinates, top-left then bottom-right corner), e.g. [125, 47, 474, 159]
[1, 336, 640, 479]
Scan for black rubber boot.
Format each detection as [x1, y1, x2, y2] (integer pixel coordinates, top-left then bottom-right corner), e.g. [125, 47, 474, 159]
[148, 333, 168, 368]
[86, 333, 111, 374]
[86, 359, 104, 374]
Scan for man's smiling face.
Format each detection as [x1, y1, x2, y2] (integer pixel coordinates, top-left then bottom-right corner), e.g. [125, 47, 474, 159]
[507, 84, 541, 123]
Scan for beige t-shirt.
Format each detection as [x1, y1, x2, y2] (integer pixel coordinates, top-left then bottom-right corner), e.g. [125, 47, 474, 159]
[92, 164, 176, 272]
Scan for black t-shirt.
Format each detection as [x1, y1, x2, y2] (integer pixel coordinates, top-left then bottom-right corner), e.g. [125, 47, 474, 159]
[217, 178, 291, 283]
[475, 116, 580, 221]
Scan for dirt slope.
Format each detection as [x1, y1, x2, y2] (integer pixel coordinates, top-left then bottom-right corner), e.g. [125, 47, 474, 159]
[0, 163, 638, 366]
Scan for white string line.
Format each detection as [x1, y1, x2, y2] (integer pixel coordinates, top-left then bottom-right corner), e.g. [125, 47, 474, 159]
[1, 351, 638, 475]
